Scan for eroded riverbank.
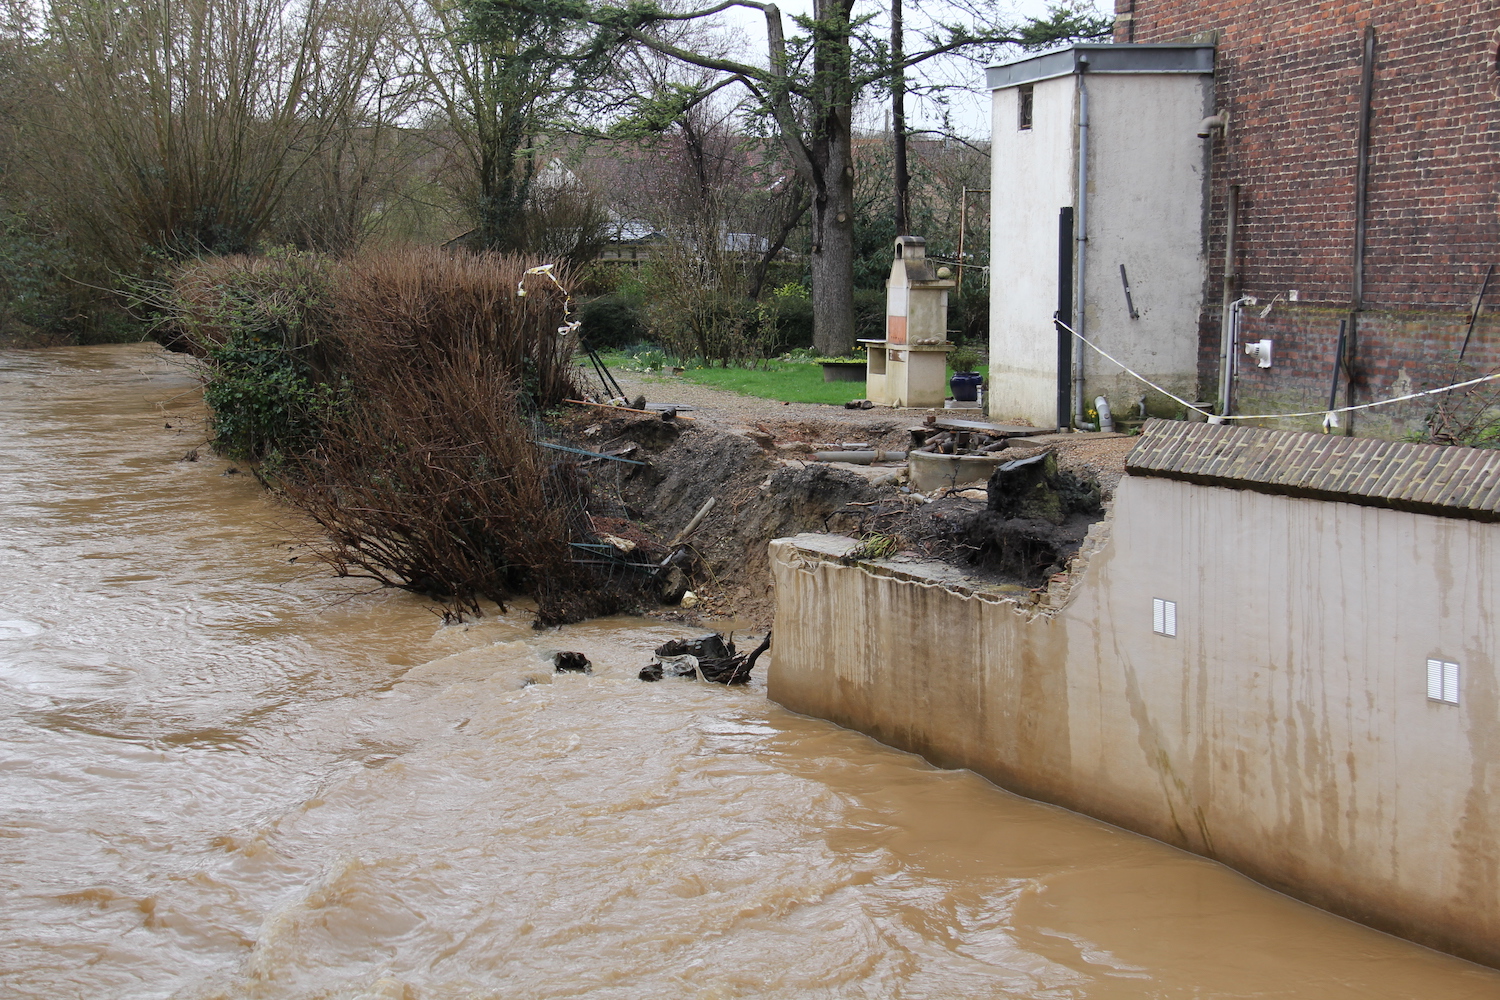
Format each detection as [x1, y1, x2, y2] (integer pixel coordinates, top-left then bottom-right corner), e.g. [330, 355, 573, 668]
[2, 344, 1497, 999]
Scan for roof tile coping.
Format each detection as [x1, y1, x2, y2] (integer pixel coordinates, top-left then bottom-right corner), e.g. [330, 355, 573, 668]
[1123, 420, 1500, 522]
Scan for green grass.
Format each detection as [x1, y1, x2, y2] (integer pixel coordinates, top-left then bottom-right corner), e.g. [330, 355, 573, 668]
[680, 361, 869, 404]
[592, 352, 989, 407]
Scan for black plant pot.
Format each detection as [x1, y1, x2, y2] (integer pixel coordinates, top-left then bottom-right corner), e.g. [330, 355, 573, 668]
[950, 371, 983, 402]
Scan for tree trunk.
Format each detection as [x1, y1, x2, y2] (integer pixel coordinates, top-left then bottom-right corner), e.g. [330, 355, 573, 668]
[892, 0, 909, 236]
[809, 157, 856, 357]
[808, 0, 858, 358]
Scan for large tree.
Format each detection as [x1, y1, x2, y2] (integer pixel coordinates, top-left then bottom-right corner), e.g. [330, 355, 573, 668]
[402, 0, 576, 250]
[526, 0, 1110, 355]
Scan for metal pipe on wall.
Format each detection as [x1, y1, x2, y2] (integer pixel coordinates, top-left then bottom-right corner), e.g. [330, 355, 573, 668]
[1057, 206, 1075, 432]
[1217, 184, 1241, 416]
[1073, 57, 1091, 428]
[1345, 24, 1377, 435]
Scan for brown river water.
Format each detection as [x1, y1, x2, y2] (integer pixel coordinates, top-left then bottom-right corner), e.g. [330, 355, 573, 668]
[3, 343, 1499, 999]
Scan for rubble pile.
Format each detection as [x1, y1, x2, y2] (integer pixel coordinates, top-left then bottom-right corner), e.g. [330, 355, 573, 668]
[910, 426, 1016, 456]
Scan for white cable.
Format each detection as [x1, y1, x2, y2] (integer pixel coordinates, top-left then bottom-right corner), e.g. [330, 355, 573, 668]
[1054, 318, 1214, 416]
[1054, 318, 1500, 424]
[517, 264, 581, 338]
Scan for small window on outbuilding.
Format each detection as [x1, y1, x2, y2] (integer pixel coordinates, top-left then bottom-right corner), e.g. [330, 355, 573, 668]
[1018, 84, 1034, 130]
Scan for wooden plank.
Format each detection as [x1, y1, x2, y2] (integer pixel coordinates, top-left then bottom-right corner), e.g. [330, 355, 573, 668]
[564, 399, 694, 421]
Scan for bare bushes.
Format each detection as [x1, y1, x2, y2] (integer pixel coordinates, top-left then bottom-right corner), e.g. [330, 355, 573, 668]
[181, 247, 626, 622]
[282, 250, 603, 621]
[279, 361, 593, 624]
[1420, 357, 1500, 449]
[328, 248, 578, 408]
[24, 0, 411, 265]
[642, 239, 760, 365]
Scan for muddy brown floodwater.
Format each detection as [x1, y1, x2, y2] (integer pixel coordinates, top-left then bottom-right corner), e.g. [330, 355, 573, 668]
[3, 344, 1499, 1000]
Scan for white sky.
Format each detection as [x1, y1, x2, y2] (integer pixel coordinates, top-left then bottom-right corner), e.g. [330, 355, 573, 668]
[712, 0, 1110, 140]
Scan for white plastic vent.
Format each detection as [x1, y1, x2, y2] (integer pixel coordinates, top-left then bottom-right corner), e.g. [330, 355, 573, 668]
[1152, 598, 1177, 637]
[1427, 659, 1460, 705]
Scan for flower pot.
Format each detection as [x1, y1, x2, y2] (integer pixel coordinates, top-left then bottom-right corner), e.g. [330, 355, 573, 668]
[950, 371, 983, 402]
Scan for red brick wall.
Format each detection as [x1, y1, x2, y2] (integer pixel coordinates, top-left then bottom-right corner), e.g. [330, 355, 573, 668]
[1119, 0, 1500, 435]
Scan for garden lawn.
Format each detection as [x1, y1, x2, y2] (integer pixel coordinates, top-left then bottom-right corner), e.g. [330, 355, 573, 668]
[592, 354, 990, 406]
[677, 360, 991, 405]
[678, 361, 866, 405]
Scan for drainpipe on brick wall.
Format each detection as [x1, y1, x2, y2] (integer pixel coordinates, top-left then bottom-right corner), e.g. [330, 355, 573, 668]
[1346, 24, 1377, 436]
[1217, 184, 1240, 416]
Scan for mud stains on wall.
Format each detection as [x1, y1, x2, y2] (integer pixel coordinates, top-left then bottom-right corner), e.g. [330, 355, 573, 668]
[770, 437, 1500, 967]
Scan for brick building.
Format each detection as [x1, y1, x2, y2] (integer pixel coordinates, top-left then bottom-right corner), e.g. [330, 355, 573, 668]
[1118, 0, 1500, 438]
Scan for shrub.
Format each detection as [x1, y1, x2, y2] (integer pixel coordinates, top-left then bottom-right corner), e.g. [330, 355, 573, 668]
[759, 293, 814, 355]
[853, 289, 886, 342]
[174, 247, 625, 622]
[201, 332, 337, 461]
[950, 286, 990, 345]
[325, 247, 579, 410]
[167, 249, 339, 459]
[579, 293, 648, 350]
[279, 359, 597, 624]
[949, 344, 982, 373]
[0, 202, 86, 343]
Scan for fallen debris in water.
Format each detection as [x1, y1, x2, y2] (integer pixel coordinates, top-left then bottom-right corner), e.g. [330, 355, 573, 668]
[553, 651, 592, 674]
[638, 632, 771, 685]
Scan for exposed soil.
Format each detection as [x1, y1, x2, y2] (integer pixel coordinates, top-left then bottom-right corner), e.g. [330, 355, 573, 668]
[554, 387, 1136, 630]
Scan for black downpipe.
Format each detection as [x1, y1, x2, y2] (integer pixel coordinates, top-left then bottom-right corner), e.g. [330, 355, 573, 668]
[1327, 318, 1349, 424]
[1346, 25, 1377, 435]
[1056, 207, 1075, 431]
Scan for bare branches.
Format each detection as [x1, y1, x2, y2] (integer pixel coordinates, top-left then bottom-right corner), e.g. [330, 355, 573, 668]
[9, 0, 419, 268]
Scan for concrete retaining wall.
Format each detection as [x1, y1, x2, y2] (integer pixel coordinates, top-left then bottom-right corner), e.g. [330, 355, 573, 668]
[769, 472, 1500, 965]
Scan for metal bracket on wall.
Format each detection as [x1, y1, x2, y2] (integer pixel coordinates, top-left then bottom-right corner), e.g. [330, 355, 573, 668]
[1119, 264, 1140, 320]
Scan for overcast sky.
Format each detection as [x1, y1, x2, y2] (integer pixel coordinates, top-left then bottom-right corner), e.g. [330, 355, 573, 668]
[712, 0, 1110, 140]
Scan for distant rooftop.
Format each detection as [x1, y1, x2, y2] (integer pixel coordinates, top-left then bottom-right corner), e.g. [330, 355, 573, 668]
[1125, 420, 1500, 522]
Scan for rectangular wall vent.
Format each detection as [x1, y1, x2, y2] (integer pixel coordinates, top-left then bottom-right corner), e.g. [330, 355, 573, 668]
[1153, 598, 1177, 637]
[1427, 659, 1460, 705]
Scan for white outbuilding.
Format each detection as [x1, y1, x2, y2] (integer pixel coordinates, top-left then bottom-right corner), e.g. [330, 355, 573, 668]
[986, 44, 1216, 429]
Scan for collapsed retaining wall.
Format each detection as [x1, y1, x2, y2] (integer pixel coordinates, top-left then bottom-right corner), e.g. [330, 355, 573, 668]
[769, 420, 1500, 966]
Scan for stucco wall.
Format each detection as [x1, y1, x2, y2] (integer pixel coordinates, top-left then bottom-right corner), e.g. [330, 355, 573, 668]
[989, 75, 1075, 426]
[1081, 73, 1213, 414]
[988, 64, 1213, 428]
[769, 476, 1500, 966]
